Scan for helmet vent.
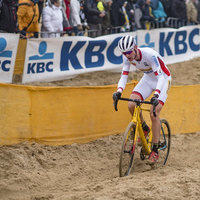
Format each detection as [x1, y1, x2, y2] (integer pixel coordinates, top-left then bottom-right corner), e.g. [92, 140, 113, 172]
[118, 35, 136, 52]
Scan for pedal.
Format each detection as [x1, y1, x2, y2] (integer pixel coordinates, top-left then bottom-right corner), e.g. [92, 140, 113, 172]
[140, 148, 146, 160]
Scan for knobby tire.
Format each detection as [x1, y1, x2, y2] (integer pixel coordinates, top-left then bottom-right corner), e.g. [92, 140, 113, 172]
[119, 122, 137, 177]
[158, 118, 171, 166]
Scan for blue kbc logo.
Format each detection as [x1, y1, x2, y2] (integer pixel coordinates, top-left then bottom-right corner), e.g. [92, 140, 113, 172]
[0, 37, 13, 72]
[60, 38, 122, 71]
[27, 41, 54, 74]
[139, 29, 200, 56]
[159, 28, 200, 56]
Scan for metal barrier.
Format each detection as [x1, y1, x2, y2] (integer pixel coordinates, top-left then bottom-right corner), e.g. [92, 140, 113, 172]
[77, 26, 122, 37]
[151, 19, 166, 29]
[18, 18, 200, 40]
[139, 17, 199, 30]
[166, 17, 187, 28]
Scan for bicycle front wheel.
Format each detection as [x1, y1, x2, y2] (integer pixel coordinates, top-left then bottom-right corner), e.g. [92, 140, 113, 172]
[119, 122, 137, 177]
[157, 118, 171, 166]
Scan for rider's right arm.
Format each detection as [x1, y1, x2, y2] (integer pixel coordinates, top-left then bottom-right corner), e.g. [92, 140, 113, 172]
[117, 56, 130, 93]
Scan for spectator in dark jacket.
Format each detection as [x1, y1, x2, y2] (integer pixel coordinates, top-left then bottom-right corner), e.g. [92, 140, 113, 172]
[101, 0, 113, 35]
[141, 0, 155, 29]
[171, 0, 187, 27]
[0, 0, 18, 33]
[197, 0, 200, 23]
[119, 0, 130, 32]
[84, 0, 105, 37]
[118, 0, 128, 29]
[160, 0, 172, 18]
[110, 0, 122, 29]
[134, 0, 145, 29]
[126, 0, 135, 31]
[38, 0, 44, 22]
[79, 0, 90, 30]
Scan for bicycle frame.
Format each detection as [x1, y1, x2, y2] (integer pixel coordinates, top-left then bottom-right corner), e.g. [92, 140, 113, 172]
[114, 97, 156, 155]
[131, 105, 152, 155]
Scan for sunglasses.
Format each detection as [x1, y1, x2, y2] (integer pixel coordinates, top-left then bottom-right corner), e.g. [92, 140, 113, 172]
[122, 50, 133, 55]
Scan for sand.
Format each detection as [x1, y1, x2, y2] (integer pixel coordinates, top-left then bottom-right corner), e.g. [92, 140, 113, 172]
[13, 56, 200, 87]
[1, 57, 200, 200]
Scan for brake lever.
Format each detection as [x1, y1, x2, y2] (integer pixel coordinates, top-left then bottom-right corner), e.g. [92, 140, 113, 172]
[113, 99, 118, 111]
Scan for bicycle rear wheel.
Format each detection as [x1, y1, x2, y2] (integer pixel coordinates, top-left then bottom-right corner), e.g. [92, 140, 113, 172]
[157, 118, 171, 166]
[119, 122, 137, 177]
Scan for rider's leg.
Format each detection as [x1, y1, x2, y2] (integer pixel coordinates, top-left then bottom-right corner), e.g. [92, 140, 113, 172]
[128, 93, 146, 124]
[128, 93, 143, 117]
[150, 103, 163, 144]
[147, 103, 163, 162]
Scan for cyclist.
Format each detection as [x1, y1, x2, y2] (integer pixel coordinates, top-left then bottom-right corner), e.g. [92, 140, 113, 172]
[113, 35, 171, 163]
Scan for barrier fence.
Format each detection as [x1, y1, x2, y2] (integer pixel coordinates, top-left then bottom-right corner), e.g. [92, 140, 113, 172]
[0, 81, 199, 146]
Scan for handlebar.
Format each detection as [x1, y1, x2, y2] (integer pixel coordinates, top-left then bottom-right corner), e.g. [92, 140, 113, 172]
[113, 97, 157, 117]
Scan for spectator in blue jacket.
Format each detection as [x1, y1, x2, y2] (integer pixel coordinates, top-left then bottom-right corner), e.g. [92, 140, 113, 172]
[152, 1, 167, 27]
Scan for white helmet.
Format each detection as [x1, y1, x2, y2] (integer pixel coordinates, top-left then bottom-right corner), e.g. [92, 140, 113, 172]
[118, 35, 136, 52]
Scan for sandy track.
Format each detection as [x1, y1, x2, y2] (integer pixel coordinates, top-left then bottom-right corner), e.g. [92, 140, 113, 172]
[0, 132, 199, 200]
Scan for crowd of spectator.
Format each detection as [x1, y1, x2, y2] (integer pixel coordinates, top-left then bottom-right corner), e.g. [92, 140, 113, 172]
[0, 0, 200, 38]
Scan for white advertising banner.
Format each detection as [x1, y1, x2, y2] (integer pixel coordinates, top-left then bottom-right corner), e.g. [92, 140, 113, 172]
[0, 33, 19, 83]
[22, 25, 200, 83]
[22, 32, 137, 83]
[137, 25, 200, 65]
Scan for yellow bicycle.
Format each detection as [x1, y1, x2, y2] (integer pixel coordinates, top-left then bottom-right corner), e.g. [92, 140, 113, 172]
[114, 97, 171, 177]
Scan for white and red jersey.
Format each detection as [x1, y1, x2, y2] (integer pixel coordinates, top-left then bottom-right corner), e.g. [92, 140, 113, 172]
[117, 47, 171, 104]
